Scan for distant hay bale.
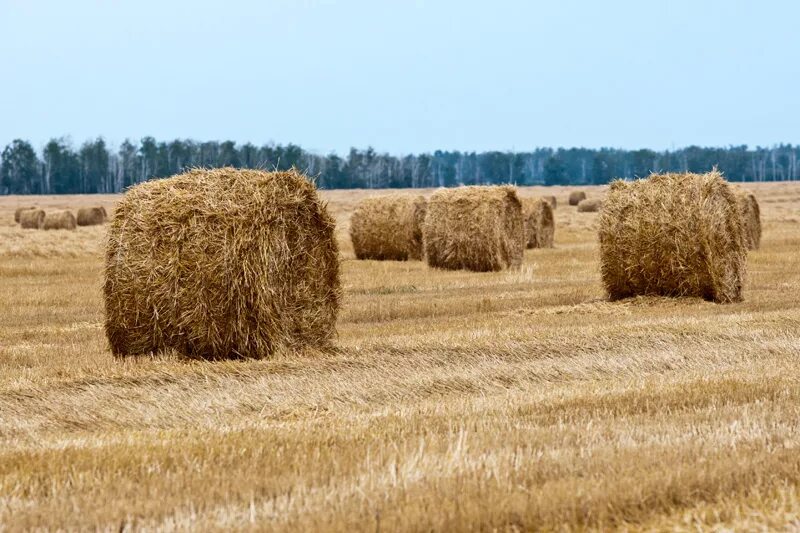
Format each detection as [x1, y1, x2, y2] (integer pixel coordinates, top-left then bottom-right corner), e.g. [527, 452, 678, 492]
[568, 191, 587, 206]
[577, 198, 603, 212]
[76, 206, 108, 226]
[350, 194, 427, 260]
[598, 171, 746, 303]
[19, 209, 45, 229]
[14, 207, 35, 223]
[43, 210, 77, 230]
[104, 167, 340, 360]
[543, 195, 557, 209]
[522, 198, 555, 249]
[735, 190, 761, 250]
[423, 185, 524, 272]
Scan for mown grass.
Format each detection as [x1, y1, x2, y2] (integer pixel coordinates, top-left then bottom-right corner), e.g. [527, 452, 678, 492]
[0, 183, 799, 530]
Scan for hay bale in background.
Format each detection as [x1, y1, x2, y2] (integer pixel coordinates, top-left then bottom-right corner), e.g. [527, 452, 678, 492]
[543, 195, 557, 209]
[577, 198, 603, 212]
[598, 171, 745, 303]
[104, 167, 340, 360]
[735, 190, 761, 250]
[350, 194, 427, 260]
[77, 206, 108, 226]
[43, 210, 77, 230]
[424, 185, 524, 272]
[522, 198, 555, 249]
[568, 191, 587, 206]
[14, 207, 35, 223]
[19, 209, 45, 229]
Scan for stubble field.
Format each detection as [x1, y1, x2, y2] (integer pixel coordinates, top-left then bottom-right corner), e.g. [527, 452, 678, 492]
[1, 182, 799, 531]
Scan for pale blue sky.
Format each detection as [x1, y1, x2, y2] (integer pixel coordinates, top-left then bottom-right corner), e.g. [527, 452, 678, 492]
[0, 0, 797, 154]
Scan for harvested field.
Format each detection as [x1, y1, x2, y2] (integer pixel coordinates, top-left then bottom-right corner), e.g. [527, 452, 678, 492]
[0, 182, 799, 531]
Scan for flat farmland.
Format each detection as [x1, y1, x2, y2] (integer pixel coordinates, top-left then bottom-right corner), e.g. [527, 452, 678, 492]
[1, 182, 799, 531]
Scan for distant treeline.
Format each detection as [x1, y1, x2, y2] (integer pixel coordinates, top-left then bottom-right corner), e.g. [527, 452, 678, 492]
[2, 137, 799, 194]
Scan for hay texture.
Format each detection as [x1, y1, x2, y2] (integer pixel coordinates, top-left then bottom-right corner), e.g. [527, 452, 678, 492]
[104, 167, 341, 360]
[43, 210, 77, 230]
[522, 197, 555, 249]
[568, 191, 587, 206]
[735, 190, 761, 250]
[19, 209, 46, 229]
[598, 171, 746, 303]
[423, 185, 524, 272]
[350, 194, 427, 260]
[543, 195, 557, 209]
[577, 198, 603, 212]
[14, 207, 35, 223]
[77, 206, 108, 226]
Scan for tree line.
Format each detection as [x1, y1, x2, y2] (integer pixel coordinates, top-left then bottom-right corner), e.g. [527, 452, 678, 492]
[2, 137, 799, 194]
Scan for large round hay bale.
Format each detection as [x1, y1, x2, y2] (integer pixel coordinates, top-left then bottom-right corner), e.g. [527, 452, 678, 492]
[43, 210, 77, 230]
[543, 195, 557, 209]
[735, 190, 761, 250]
[598, 171, 746, 303]
[577, 198, 603, 212]
[522, 197, 555, 249]
[19, 209, 46, 229]
[104, 167, 341, 359]
[76, 206, 108, 226]
[14, 207, 35, 223]
[568, 191, 587, 206]
[350, 194, 427, 260]
[423, 185, 524, 272]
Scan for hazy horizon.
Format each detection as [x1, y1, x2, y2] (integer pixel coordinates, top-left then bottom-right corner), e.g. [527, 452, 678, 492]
[2, 0, 798, 155]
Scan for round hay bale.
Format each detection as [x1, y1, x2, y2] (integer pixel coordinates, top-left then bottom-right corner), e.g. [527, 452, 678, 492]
[350, 194, 427, 261]
[522, 197, 555, 249]
[543, 195, 557, 209]
[598, 171, 746, 303]
[19, 208, 46, 229]
[568, 191, 587, 206]
[577, 198, 603, 212]
[735, 190, 761, 250]
[77, 206, 108, 226]
[423, 185, 524, 272]
[14, 207, 35, 223]
[43, 210, 77, 230]
[104, 167, 340, 360]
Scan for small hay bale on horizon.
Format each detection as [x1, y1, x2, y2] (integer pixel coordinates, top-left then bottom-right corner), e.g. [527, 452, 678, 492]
[350, 194, 427, 260]
[19, 209, 46, 229]
[522, 197, 555, 248]
[14, 207, 35, 223]
[598, 171, 746, 303]
[577, 198, 603, 212]
[43, 210, 77, 230]
[77, 206, 108, 226]
[735, 189, 761, 250]
[543, 195, 557, 209]
[568, 191, 587, 206]
[423, 185, 524, 272]
[104, 167, 341, 360]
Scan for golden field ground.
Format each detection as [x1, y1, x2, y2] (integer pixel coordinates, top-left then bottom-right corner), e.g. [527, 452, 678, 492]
[1, 182, 799, 531]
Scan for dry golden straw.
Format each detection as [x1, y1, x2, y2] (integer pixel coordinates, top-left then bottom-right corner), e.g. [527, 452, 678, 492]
[522, 197, 555, 248]
[568, 191, 586, 205]
[19, 208, 46, 229]
[423, 185, 524, 272]
[43, 210, 77, 230]
[14, 207, 35, 223]
[577, 198, 603, 212]
[350, 194, 427, 260]
[543, 195, 557, 209]
[76, 206, 108, 226]
[735, 189, 761, 250]
[598, 171, 746, 303]
[104, 167, 341, 360]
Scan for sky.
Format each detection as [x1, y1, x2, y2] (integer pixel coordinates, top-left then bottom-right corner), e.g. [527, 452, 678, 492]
[1, 0, 798, 155]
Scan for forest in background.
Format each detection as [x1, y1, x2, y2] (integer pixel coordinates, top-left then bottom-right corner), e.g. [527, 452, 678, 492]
[1, 137, 799, 194]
